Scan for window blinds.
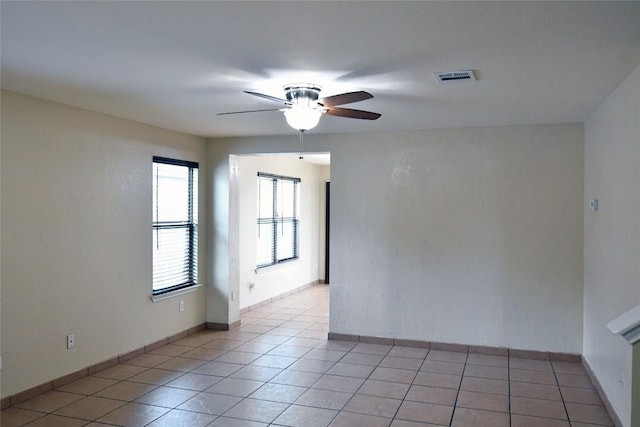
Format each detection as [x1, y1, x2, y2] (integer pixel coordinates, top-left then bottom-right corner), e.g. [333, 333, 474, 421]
[152, 157, 198, 294]
[257, 172, 300, 269]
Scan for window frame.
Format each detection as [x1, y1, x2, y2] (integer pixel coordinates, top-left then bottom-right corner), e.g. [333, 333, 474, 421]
[152, 156, 199, 296]
[256, 172, 301, 269]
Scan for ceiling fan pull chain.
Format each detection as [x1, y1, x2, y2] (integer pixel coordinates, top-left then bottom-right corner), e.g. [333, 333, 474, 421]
[299, 130, 305, 160]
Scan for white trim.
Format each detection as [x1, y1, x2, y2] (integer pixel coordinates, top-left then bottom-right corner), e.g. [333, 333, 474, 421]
[255, 259, 299, 275]
[150, 284, 204, 302]
[608, 304, 640, 345]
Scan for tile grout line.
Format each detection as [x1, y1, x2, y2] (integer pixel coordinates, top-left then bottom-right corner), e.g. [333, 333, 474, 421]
[508, 354, 512, 427]
[551, 361, 572, 425]
[261, 294, 331, 426]
[251, 301, 317, 426]
[188, 299, 298, 425]
[207, 299, 320, 426]
[288, 296, 338, 426]
[387, 347, 429, 424]
[329, 342, 361, 420]
[334, 343, 391, 424]
[447, 350, 468, 427]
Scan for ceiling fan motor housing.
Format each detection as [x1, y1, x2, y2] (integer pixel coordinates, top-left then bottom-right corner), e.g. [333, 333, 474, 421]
[284, 84, 322, 105]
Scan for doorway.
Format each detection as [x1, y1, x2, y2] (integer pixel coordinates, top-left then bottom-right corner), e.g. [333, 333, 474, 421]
[234, 153, 330, 310]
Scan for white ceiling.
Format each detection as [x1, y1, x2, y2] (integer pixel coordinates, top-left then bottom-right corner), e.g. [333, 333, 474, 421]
[2, 1, 639, 138]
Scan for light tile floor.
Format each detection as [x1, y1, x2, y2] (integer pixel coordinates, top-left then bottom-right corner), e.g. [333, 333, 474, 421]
[1, 285, 614, 426]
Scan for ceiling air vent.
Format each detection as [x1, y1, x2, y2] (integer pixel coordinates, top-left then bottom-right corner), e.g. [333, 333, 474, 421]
[435, 70, 476, 83]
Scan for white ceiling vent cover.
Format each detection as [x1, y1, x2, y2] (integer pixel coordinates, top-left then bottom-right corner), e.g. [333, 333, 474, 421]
[435, 70, 476, 83]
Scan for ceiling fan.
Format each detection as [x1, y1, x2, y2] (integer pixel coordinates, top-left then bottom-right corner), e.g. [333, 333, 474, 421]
[217, 83, 381, 132]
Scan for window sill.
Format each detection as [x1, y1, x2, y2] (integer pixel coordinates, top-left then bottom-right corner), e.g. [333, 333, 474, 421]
[151, 284, 204, 302]
[255, 259, 299, 274]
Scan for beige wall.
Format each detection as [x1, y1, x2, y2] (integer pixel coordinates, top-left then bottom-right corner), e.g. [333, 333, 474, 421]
[209, 123, 585, 353]
[0, 91, 208, 397]
[328, 125, 584, 352]
[584, 64, 640, 427]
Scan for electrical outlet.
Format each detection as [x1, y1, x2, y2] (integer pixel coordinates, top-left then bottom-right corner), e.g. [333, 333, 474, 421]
[249, 282, 255, 291]
[179, 300, 185, 312]
[67, 334, 75, 349]
[231, 290, 235, 301]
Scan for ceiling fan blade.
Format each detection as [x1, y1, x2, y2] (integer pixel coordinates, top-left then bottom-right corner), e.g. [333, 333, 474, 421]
[244, 90, 289, 105]
[319, 91, 373, 107]
[325, 107, 381, 120]
[217, 108, 282, 115]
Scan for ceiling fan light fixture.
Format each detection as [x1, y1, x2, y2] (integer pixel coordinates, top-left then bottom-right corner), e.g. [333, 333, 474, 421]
[218, 83, 380, 131]
[283, 105, 322, 131]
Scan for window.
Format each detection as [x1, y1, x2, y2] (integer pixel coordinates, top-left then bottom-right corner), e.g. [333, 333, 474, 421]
[152, 157, 198, 295]
[257, 173, 301, 269]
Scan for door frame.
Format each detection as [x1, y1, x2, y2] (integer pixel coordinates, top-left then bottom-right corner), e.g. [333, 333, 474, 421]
[324, 181, 330, 284]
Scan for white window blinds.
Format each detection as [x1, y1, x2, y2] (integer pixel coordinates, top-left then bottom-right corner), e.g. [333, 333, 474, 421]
[152, 157, 198, 295]
[257, 173, 300, 269]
